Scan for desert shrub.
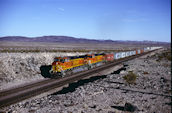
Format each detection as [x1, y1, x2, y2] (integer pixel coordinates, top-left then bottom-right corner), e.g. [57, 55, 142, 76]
[165, 52, 171, 61]
[143, 71, 149, 74]
[163, 63, 170, 67]
[157, 50, 171, 61]
[123, 71, 137, 84]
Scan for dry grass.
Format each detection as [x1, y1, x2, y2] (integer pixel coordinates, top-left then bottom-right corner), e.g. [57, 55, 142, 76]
[123, 71, 137, 84]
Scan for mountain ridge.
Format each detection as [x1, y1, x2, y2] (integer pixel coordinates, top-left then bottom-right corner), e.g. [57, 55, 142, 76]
[0, 36, 170, 45]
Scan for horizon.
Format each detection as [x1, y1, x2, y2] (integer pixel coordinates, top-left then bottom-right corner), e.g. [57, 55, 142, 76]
[0, 35, 170, 43]
[0, 0, 171, 42]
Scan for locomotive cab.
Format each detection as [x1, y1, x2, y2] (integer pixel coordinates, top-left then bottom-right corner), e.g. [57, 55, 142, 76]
[50, 57, 68, 76]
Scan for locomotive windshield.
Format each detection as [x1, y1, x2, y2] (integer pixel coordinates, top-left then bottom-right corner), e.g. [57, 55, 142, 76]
[54, 58, 59, 62]
[54, 58, 65, 62]
[60, 59, 65, 63]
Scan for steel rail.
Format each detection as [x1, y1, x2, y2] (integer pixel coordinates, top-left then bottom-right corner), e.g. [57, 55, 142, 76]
[0, 50, 158, 108]
[0, 78, 56, 97]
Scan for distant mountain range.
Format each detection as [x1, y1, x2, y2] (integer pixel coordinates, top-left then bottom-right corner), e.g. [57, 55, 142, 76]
[0, 36, 170, 45]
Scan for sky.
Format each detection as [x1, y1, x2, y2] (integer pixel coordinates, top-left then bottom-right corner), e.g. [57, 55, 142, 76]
[0, 0, 171, 42]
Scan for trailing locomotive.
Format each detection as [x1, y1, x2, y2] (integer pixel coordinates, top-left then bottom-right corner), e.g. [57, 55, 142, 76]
[50, 46, 161, 77]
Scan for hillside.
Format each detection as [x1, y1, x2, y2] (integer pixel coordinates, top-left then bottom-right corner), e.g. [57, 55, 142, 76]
[0, 36, 170, 46]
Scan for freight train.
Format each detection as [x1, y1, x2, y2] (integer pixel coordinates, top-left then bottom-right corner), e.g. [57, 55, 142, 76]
[50, 47, 162, 77]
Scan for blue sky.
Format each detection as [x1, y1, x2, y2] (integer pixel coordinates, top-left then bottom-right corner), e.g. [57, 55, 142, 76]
[0, 0, 171, 42]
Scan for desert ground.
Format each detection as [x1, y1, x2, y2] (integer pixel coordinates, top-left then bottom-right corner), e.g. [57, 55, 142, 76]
[0, 43, 171, 113]
[0, 41, 153, 52]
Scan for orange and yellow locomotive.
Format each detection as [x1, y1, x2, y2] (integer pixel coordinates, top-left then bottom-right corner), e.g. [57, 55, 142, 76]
[50, 53, 105, 76]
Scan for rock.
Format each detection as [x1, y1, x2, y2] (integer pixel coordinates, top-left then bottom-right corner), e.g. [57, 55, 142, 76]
[108, 111, 116, 113]
[120, 70, 126, 74]
[160, 77, 167, 83]
[124, 102, 138, 112]
[49, 100, 52, 103]
[0, 109, 6, 113]
[89, 105, 96, 109]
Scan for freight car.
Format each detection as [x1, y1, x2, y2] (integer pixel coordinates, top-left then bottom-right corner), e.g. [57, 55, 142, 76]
[49, 46, 161, 77]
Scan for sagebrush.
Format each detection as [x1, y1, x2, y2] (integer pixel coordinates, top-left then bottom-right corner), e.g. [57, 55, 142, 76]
[123, 71, 137, 84]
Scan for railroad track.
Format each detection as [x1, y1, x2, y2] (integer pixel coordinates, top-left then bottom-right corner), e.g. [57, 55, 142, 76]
[0, 50, 158, 108]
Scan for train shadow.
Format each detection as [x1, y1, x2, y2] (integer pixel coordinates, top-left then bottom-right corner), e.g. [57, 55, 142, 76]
[52, 75, 107, 95]
[51, 65, 127, 95]
[111, 106, 125, 111]
[40, 65, 52, 78]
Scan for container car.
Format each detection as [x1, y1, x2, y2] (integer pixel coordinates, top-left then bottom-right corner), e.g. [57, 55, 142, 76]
[121, 52, 126, 58]
[136, 49, 141, 54]
[114, 52, 122, 59]
[140, 49, 144, 53]
[130, 51, 135, 56]
[125, 51, 130, 57]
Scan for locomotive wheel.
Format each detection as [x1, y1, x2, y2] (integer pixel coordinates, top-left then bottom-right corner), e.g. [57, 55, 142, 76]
[66, 69, 73, 75]
[60, 71, 66, 77]
[50, 72, 61, 78]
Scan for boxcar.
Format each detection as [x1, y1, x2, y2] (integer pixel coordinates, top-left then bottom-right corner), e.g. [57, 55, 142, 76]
[105, 53, 114, 62]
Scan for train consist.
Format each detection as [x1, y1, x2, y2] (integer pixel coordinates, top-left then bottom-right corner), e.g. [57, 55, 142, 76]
[50, 46, 161, 77]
